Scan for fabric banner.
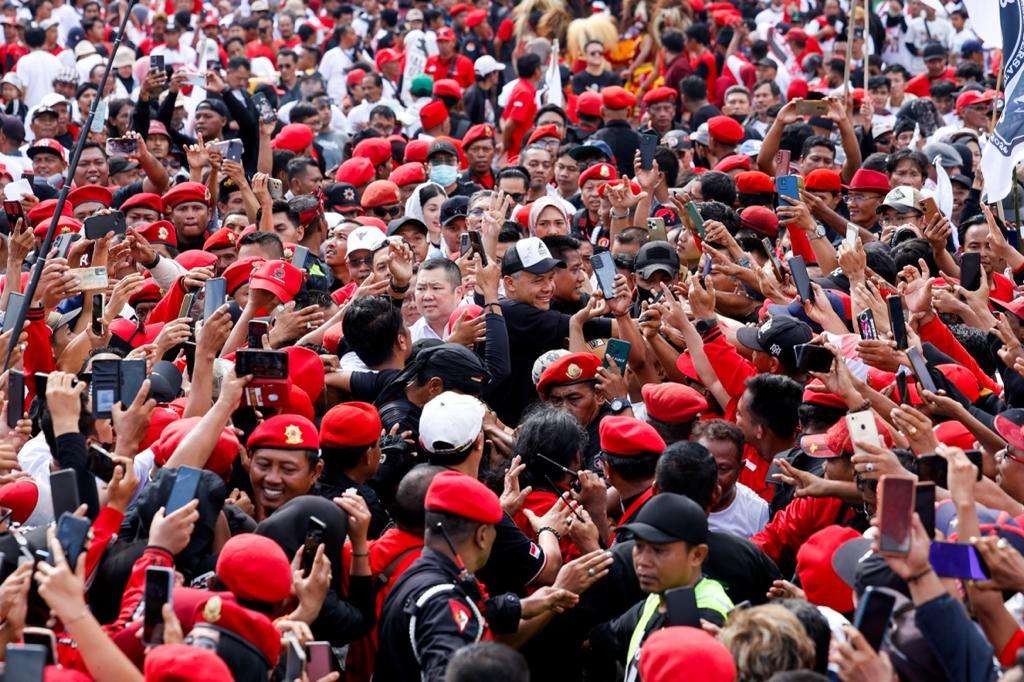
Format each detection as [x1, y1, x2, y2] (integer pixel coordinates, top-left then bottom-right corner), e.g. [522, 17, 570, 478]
[981, 1, 1024, 203]
[964, 0, 1004, 48]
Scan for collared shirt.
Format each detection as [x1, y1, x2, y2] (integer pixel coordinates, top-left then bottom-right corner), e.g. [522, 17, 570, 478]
[410, 315, 444, 342]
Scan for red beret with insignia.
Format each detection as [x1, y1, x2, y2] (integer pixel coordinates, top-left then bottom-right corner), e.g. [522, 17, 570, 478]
[360, 180, 401, 208]
[163, 181, 210, 210]
[599, 415, 666, 457]
[463, 123, 496, 150]
[320, 401, 382, 448]
[202, 226, 237, 251]
[578, 162, 618, 188]
[27, 198, 73, 225]
[388, 162, 427, 186]
[404, 139, 431, 164]
[334, 156, 375, 186]
[150, 417, 240, 479]
[192, 595, 281, 666]
[424, 470, 502, 524]
[247, 414, 319, 451]
[0, 478, 38, 523]
[137, 220, 177, 248]
[216, 533, 293, 603]
[144, 643, 233, 682]
[536, 351, 600, 395]
[735, 170, 774, 195]
[420, 99, 449, 130]
[707, 115, 745, 145]
[121, 192, 165, 215]
[642, 86, 678, 106]
[33, 215, 82, 237]
[68, 184, 112, 208]
[249, 259, 303, 304]
[271, 123, 315, 154]
[223, 255, 265, 295]
[601, 86, 636, 110]
[641, 382, 708, 423]
[353, 137, 394, 167]
[527, 123, 563, 145]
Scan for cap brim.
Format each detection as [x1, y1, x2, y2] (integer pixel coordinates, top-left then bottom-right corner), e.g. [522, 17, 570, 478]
[388, 218, 428, 235]
[636, 263, 677, 279]
[800, 433, 838, 458]
[735, 325, 764, 352]
[989, 297, 1024, 321]
[995, 414, 1024, 451]
[831, 536, 873, 588]
[250, 277, 291, 303]
[442, 213, 467, 227]
[522, 257, 566, 275]
[617, 522, 680, 544]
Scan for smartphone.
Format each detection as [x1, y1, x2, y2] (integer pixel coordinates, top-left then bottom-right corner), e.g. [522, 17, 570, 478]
[920, 196, 940, 224]
[907, 346, 937, 394]
[143, 565, 174, 645]
[4, 178, 31, 201]
[795, 343, 834, 373]
[203, 277, 227, 321]
[56, 511, 90, 567]
[91, 358, 120, 418]
[149, 54, 164, 72]
[886, 295, 907, 350]
[53, 232, 78, 259]
[178, 291, 197, 318]
[119, 357, 147, 408]
[88, 443, 118, 483]
[183, 340, 197, 377]
[852, 586, 896, 651]
[3, 292, 24, 333]
[268, 177, 284, 200]
[647, 217, 667, 242]
[929, 541, 990, 580]
[459, 232, 471, 258]
[878, 475, 915, 555]
[639, 133, 658, 171]
[4, 643, 48, 682]
[895, 370, 908, 404]
[467, 230, 488, 266]
[914, 452, 984, 487]
[248, 319, 269, 349]
[207, 140, 231, 156]
[49, 468, 80, 520]
[788, 256, 814, 302]
[234, 349, 289, 379]
[83, 211, 127, 239]
[796, 99, 830, 117]
[291, 246, 310, 272]
[3, 199, 22, 227]
[603, 338, 631, 372]
[857, 309, 878, 340]
[846, 409, 881, 456]
[774, 148, 791, 174]
[21, 628, 57, 666]
[960, 252, 982, 292]
[105, 137, 138, 157]
[253, 91, 276, 124]
[7, 368, 23, 429]
[71, 266, 108, 292]
[846, 223, 859, 250]
[285, 635, 306, 681]
[301, 516, 326, 577]
[165, 466, 202, 514]
[775, 175, 803, 206]
[306, 641, 334, 680]
[685, 202, 705, 238]
[226, 139, 243, 163]
[915, 481, 936, 538]
[33, 371, 48, 398]
[761, 238, 783, 280]
[591, 251, 617, 300]
[663, 586, 700, 627]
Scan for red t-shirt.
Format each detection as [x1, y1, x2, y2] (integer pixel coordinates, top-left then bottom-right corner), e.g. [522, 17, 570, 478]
[905, 67, 956, 98]
[424, 54, 475, 88]
[502, 77, 537, 158]
[690, 49, 718, 100]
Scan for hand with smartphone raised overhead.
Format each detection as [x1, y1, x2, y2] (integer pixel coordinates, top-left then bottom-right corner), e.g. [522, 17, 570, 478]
[290, 543, 332, 624]
[149, 499, 200, 556]
[34, 526, 89, 624]
[830, 624, 896, 682]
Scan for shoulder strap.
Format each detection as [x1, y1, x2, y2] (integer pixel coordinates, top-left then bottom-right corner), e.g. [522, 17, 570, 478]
[407, 583, 484, 664]
[377, 546, 421, 587]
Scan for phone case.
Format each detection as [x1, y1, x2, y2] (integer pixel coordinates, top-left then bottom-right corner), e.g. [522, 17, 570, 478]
[845, 410, 880, 456]
[877, 475, 915, 555]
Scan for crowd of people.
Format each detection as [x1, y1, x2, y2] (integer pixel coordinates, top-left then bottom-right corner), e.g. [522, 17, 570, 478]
[0, 0, 1022, 680]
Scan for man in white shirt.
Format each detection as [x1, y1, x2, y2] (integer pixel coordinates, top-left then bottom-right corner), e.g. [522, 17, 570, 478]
[346, 72, 405, 136]
[410, 258, 464, 342]
[697, 420, 770, 539]
[904, 0, 954, 73]
[16, 26, 63, 108]
[150, 21, 197, 69]
[318, 24, 372, 103]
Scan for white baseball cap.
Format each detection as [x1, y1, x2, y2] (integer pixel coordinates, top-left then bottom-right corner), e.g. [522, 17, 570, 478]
[474, 55, 504, 77]
[418, 391, 486, 456]
[346, 225, 386, 254]
[878, 186, 921, 214]
[501, 236, 566, 276]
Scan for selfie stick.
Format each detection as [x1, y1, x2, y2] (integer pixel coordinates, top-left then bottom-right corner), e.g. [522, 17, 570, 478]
[3, 0, 140, 369]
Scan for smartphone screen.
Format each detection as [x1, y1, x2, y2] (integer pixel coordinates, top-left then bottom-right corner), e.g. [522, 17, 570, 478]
[203, 277, 227, 321]
[49, 469, 80, 520]
[149, 54, 164, 72]
[2, 292, 24, 333]
[603, 338, 631, 372]
[91, 293, 104, 336]
[468, 230, 488, 266]
[685, 202, 705, 238]
[960, 252, 982, 292]
[929, 542, 990, 580]
[857, 310, 878, 340]
[235, 349, 288, 379]
[852, 586, 896, 651]
[887, 295, 907, 350]
[56, 512, 91, 567]
[248, 320, 269, 349]
[4, 643, 48, 682]
[165, 466, 202, 514]
[7, 368, 23, 429]
[143, 566, 174, 645]
[788, 256, 814, 302]
[88, 444, 118, 483]
[915, 482, 936, 538]
[916, 454, 946, 487]
[178, 292, 196, 319]
[878, 475, 915, 555]
[301, 516, 326, 577]
[119, 358, 147, 408]
[590, 251, 617, 300]
[662, 586, 700, 627]
[91, 358, 120, 418]
[639, 133, 657, 171]
[907, 347, 937, 394]
[795, 343, 833, 373]
[291, 246, 310, 272]
[306, 641, 334, 680]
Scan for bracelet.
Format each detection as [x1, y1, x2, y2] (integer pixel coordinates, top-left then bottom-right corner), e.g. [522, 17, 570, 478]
[63, 610, 90, 626]
[538, 526, 561, 540]
[484, 302, 501, 314]
[907, 567, 933, 583]
[610, 209, 629, 219]
[351, 551, 369, 558]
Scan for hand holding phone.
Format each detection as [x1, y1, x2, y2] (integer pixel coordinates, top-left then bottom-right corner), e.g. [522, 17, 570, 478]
[591, 251, 617, 300]
[877, 475, 915, 555]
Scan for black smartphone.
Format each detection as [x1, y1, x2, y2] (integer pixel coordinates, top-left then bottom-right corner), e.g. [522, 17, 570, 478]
[761, 237, 783, 280]
[603, 338, 631, 372]
[235, 349, 289, 378]
[7, 368, 23, 429]
[183, 341, 197, 377]
[960, 252, 982, 291]
[3, 199, 22, 226]
[639, 133, 658, 171]
[853, 586, 897, 652]
[149, 54, 164, 72]
[795, 343, 834, 373]
[887, 295, 908, 350]
[203, 276, 227, 321]
[91, 293, 104, 336]
[292, 245, 311, 272]
[857, 309, 878, 340]
[56, 512, 90, 567]
[21, 628, 57, 666]
[165, 466, 202, 514]
[915, 481, 936, 539]
[3, 292, 24, 333]
[87, 443, 118, 483]
[253, 91, 276, 124]
[878, 475, 916, 555]
[895, 371, 908, 404]
[105, 137, 139, 157]
[143, 565, 174, 645]
[468, 230, 488, 266]
[929, 542, 990, 580]
[248, 320, 270, 349]
[4, 643, 47, 682]
[788, 256, 814, 302]
[591, 251, 616, 300]
[91, 358, 120, 418]
[118, 358, 146, 408]
[49, 468, 80, 520]
[907, 346, 937, 394]
[663, 586, 700, 627]
[33, 371, 48, 399]
[301, 516, 326, 577]
[285, 635, 306, 681]
[459, 232, 471, 258]
[53, 232, 78, 259]
[83, 211, 126, 240]
[306, 641, 334, 680]
[917, 454, 949, 488]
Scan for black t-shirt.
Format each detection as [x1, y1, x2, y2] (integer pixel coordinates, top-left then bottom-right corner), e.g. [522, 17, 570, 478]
[349, 369, 402, 403]
[571, 70, 622, 95]
[477, 513, 545, 596]
[691, 103, 723, 131]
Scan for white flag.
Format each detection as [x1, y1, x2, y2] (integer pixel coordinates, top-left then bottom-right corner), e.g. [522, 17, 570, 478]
[963, 0, 1003, 48]
[981, 1, 1024, 203]
[545, 39, 564, 108]
[934, 157, 959, 249]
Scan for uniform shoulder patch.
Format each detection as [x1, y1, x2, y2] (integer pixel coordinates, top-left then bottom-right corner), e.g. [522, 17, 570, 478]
[448, 598, 472, 633]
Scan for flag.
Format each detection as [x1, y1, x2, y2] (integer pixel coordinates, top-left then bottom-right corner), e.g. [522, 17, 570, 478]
[963, 0, 1003, 48]
[981, 2, 1024, 203]
[544, 40, 564, 108]
[933, 158, 960, 249]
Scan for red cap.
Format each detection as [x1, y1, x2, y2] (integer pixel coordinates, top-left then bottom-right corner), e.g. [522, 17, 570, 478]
[787, 78, 809, 101]
[140, 406, 178, 451]
[389, 162, 427, 186]
[638, 626, 736, 682]
[956, 89, 996, 113]
[463, 123, 496, 150]
[151, 417, 239, 479]
[33, 215, 81, 237]
[271, 123, 315, 154]
[193, 596, 280, 666]
[577, 90, 602, 118]
[707, 115, 745, 145]
[137, 220, 177, 248]
[68, 184, 112, 208]
[936, 363, 980, 403]
[216, 533, 292, 603]
[802, 379, 848, 410]
[27, 138, 68, 164]
[27, 198, 73, 225]
[739, 205, 779, 238]
[420, 99, 449, 130]
[404, 139, 431, 164]
[353, 137, 394, 167]
[805, 168, 842, 192]
[578, 162, 617, 187]
[320, 401, 382, 448]
[129, 280, 162, 306]
[601, 86, 636, 110]
[802, 413, 894, 458]
[345, 68, 366, 87]
[436, 26, 456, 42]
[360, 179, 401, 208]
[249, 259, 303, 304]
[223, 255, 264, 295]
[148, 120, 171, 138]
[787, 27, 809, 42]
[735, 170, 774, 194]
[641, 382, 708, 423]
[466, 9, 487, 27]
[536, 352, 600, 395]
[0, 478, 38, 523]
[599, 415, 666, 457]
[247, 414, 319, 451]
[375, 47, 400, 70]
[202, 227, 237, 251]
[433, 78, 463, 100]
[934, 420, 976, 450]
[847, 168, 890, 194]
[643, 86, 677, 106]
[285, 345, 325, 402]
[527, 123, 562, 145]
[163, 181, 210, 210]
[424, 470, 503, 524]
[450, 3, 470, 16]
[335, 156, 375, 186]
[144, 643, 232, 681]
[713, 154, 751, 173]
[796, 525, 859, 613]
[176, 249, 218, 270]
[121, 192, 165, 215]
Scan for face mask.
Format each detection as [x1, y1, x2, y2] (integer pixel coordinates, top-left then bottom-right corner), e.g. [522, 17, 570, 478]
[429, 164, 459, 187]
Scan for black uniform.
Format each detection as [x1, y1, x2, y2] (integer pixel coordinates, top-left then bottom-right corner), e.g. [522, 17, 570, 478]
[590, 119, 642, 178]
[376, 548, 522, 681]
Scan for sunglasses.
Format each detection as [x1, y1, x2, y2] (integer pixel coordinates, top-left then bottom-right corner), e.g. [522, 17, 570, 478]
[372, 204, 402, 218]
[506, 192, 525, 203]
[347, 255, 373, 267]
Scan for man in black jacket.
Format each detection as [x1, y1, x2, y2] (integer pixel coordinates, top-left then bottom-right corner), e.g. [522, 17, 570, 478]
[465, 55, 504, 126]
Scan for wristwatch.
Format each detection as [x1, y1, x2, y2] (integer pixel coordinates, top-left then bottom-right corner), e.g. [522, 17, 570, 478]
[810, 224, 828, 240]
[608, 398, 629, 414]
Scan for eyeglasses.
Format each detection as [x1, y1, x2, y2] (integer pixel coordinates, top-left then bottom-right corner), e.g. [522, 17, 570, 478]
[468, 207, 486, 217]
[372, 204, 402, 218]
[347, 255, 373, 267]
[506, 192, 525, 203]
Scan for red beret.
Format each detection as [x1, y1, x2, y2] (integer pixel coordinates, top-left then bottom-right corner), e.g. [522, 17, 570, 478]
[121, 192, 165, 215]
[527, 123, 562, 145]
[33, 215, 82, 237]
[936, 363, 981, 403]
[223, 255, 264, 295]
[934, 420, 976, 450]
[600, 415, 666, 457]
[739, 205, 779, 238]
[140, 406, 178, 451]
[639, 627, 736, 682]
[68, 184, 112, 208]
[151, 418, 240, 479]
[346, 68, 366, 87]
[354, 216, 387, 231]
[420, 99, 449, 130]
[320, 401, 382, 448]
[144, 643, 233, 682]
[248, 414, 319, 451]
[463, 123, 496, 150]
[601, 85, 636, 110]
[250, 259, 303, 304]
[129, 279, 162, 306]
[360, 180, 401, 208]
[536, 351, 600, 395]
[642, 86, 678, 106]
[0, 478, 38, 523]
[202, 226, 237, 251]
[193, 596, 280, 666]
[271, 123, 315, 154]
[466, 8, 487, 27]
[433, 78, 463, 100]
[404, 139, 431, 164]
[707, 115, 745, 145]
[137, 220, 177, 248]
[27, 198, 73, 225]
[796, 525, 859, 613]
[216, 533, 293, 603]
[713, 154, 751, 173]
[436, 26, 456, 42]
[175, 249, 218, 270]
[163, 181, 210, 210]
[805, 168, 842, 192]
[577, 90, 603, 118]
[641, 382, 707, 423]
[578, 162, 617, 187]
[374, 47, 400, 70]
[334, 156, 375, 186]
[735, 170, 774, 194]
[389, 162, 427, 186]
[424, 470, 502, 524]
[801, 379, 847, 410]
[282, 383, 315, 420]
[285, 345, 325, 402]
[353, 137, 394, 167]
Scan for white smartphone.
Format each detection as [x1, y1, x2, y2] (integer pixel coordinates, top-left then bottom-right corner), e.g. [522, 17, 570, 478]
[4, 178, 30, 201]
[208, 139, 230, 155]
[845, 223, 859, 250]
[846, 410, 881, 457]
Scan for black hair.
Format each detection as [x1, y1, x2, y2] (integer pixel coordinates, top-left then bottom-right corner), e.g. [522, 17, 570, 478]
[867, 75, 890, 91]
[285, 156, 318, 182]
[684, 22, 710, 46]
[775, 599, 833, 673]
[293, 289, 333, 311]
[779, 123, 814, 159]
[892, 238, 937, 276]
[698, 171, 737, 206]
[513, 404, 586, 490]
[541, 234, 580, 261]
[498, 226, 522, 243]
[418, 257, 462, 289]
[320, 444, 373, 476]
[662, 30, 684, 54]
[278, 48, 297, 63]
[536, 104, 568, 126]
[797, 403, 846, 434]
[653, 147, 680, 188]
[800, 135, 836, 159]
[863, 242, 898, 285]
[744, 374, 803, 439]
[886, 149, 928, 177]
[860, 152, 890, 173]
[655, 441, 717, 510]
[604, 453, 659, 483]
[446, 642, 530, 682]
[884, 63, 910, 78]
[289, 102, 318, 124]
[956, 62, 984, 84]
[424, 510, 482, 544]
[227, 56, 251, 72]
[370, 104, 396, 121]
[416, 183, 447, 208]
[393, 464, 445, 533]
[516, 53, 542, 80]
[754, 79, 782, 98]
[692, 419, 744, 460]
[697, 201, 739, 233]
[238, 230, 285, 258]
[341, 295, 404, 367]
[497, 166, 530, 185]
[272, 149, 297, 177]
[680, 75, 707, 102]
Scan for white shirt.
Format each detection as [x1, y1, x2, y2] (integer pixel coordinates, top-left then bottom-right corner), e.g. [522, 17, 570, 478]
[16, 50, 63, 108]
[345, 97, 405, 136]
[319, 45, 371, 103]
[708, 483, 769, 538]
[410, 315, 445, 342]
[52, 3, 80, 45]
[150, 43, 198, 69]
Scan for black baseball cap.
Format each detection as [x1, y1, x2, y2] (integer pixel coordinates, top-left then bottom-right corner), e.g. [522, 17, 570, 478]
[923, 42, 947, 59]
[387, 216, 428, 236]
[618, 493, 708, 545]
[441, 195, 468, 226]
[196, 98, 229, 117]
[387, 342, 488, 397]
[567, 139, 614, 163]
[735, 315, 813, 372]
[149, 360, 183, 402]
[501, 237, 565, 276]
[634, 241, 680, 280]
[427, 139, 458, 160]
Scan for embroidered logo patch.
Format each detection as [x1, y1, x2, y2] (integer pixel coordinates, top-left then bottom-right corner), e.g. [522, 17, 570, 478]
[448, 599, 472, 633]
